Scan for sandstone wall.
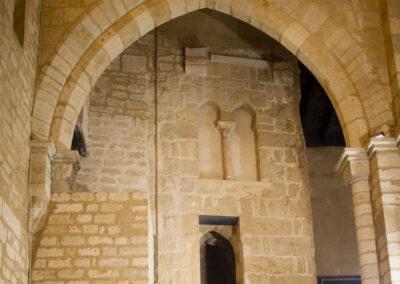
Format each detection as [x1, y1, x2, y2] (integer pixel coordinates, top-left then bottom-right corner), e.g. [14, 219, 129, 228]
[31, 192, 148, 283]
[154, 13, 315, 283]
[74, 34, 155, 193]
[33, 11, 316, 283]
[32, 34, 156, 283]
[307, 147, 360, 276]
[36, 0, 390, 102]
[0, 0, 41, 282]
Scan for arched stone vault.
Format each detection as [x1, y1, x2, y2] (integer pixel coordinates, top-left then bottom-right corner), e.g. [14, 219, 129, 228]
[32, 0, 394, 149]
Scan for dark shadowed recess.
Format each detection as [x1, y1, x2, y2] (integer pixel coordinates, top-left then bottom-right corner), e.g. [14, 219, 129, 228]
[299, 63, 345, 147]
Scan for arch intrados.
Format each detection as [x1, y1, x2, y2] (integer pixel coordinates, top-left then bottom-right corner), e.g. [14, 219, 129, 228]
[232, 104, 257, 125]
[32, 0, 374, 149]
[198, 101, 221, 117]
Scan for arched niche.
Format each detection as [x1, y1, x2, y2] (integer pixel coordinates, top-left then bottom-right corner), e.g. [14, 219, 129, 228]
[231, 106, 258, 181]
[200, 231, 236, 284]
[197, 102, 223, 179]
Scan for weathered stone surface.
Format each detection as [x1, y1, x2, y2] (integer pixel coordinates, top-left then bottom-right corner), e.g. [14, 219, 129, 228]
[2, 1, 400, 283]
[32, 192, 148, 283]
[0, 0, 41, 282]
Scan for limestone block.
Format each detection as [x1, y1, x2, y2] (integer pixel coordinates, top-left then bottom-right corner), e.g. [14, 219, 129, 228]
[185, 47, 209, 76]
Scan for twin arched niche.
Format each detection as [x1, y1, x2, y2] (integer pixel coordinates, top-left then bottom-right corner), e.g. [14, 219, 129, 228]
[200, 231, 236, 284]
[197, 103, 258, 181]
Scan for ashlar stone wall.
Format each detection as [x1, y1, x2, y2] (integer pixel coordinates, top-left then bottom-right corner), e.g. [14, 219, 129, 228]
[32, 192, 148, 283]
[32, 34, 156, 284]
[0, 0, 41, 283]
[155, 12, 316, 283]
[74, 34, 155, 194]
[33, 11, 316, 284]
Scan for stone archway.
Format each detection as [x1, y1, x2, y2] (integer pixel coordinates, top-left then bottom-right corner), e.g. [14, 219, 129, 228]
[200, 231, 236, 284]
[31, 0, 393, 149]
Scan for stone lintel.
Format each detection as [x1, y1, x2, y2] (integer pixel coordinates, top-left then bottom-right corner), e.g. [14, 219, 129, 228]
[210, 54, 270, 69]
[336, 148, 369, 185]
[185, 47, 209, 58]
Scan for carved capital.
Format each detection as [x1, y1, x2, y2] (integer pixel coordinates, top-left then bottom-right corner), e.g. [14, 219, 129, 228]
[336, 148, 370, 186]
[216, 121, 236, 180]
[52, 150, 81, 192]
[216, 121, 236, 138]
[368, 137, 398, 157]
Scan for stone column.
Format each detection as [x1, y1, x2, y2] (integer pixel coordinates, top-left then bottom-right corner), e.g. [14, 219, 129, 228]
[29, 140, 56, 233]
[216, 121, 235, 180]
[336, 148, 380, 284]
[52, 150, 80, 192]
[368, 137, 400, 284]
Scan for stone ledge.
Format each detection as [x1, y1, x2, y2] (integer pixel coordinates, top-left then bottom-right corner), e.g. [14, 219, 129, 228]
[210, 54, 270, 69]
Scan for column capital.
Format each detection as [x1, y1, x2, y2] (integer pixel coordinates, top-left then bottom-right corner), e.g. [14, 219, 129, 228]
[52, 150, 81, 192]
[367, 137, 398, 157]
[30, 139, 56, 157]
[216, 121, 235, 138]
[336, 148, 370, 186]
[53, 150, 80, 168]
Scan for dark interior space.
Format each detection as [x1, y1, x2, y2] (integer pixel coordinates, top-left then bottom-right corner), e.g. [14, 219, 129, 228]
[299, 63, 345, 147]
[201, 232, 236, 284]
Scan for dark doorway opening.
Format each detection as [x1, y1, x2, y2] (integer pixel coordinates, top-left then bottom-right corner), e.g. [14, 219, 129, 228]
[201, 231, 236, 284]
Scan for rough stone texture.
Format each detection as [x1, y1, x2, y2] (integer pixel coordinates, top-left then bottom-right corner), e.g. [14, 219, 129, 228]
[307, 147, 360, 277]
[154, 13, 315, 283]
[74, 34, 155, 193]
[32, 12, 316, 283]
[31, 0, 396, 149]
[0, 0, 41, 283]
[2, 1, 400, 283]
[32, 192, 148, 283]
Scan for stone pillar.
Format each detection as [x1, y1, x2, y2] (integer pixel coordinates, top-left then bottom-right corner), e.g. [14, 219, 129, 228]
[216, 121, 235, 180]
[51, 150, 80, 192]
[336, 148, 380, 284]
[368, 137, 400, 284]
[29, 140, 56, 233]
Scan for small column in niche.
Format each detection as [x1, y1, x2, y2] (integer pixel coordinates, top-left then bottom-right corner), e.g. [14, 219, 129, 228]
[216, 121, 236, 181]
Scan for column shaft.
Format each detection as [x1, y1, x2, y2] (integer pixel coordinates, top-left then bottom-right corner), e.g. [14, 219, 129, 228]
[368, 137, 400, 284]
[216, 121, 235, 180]
[337, 148, 380, 284]
[351, 180, 380, 284]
